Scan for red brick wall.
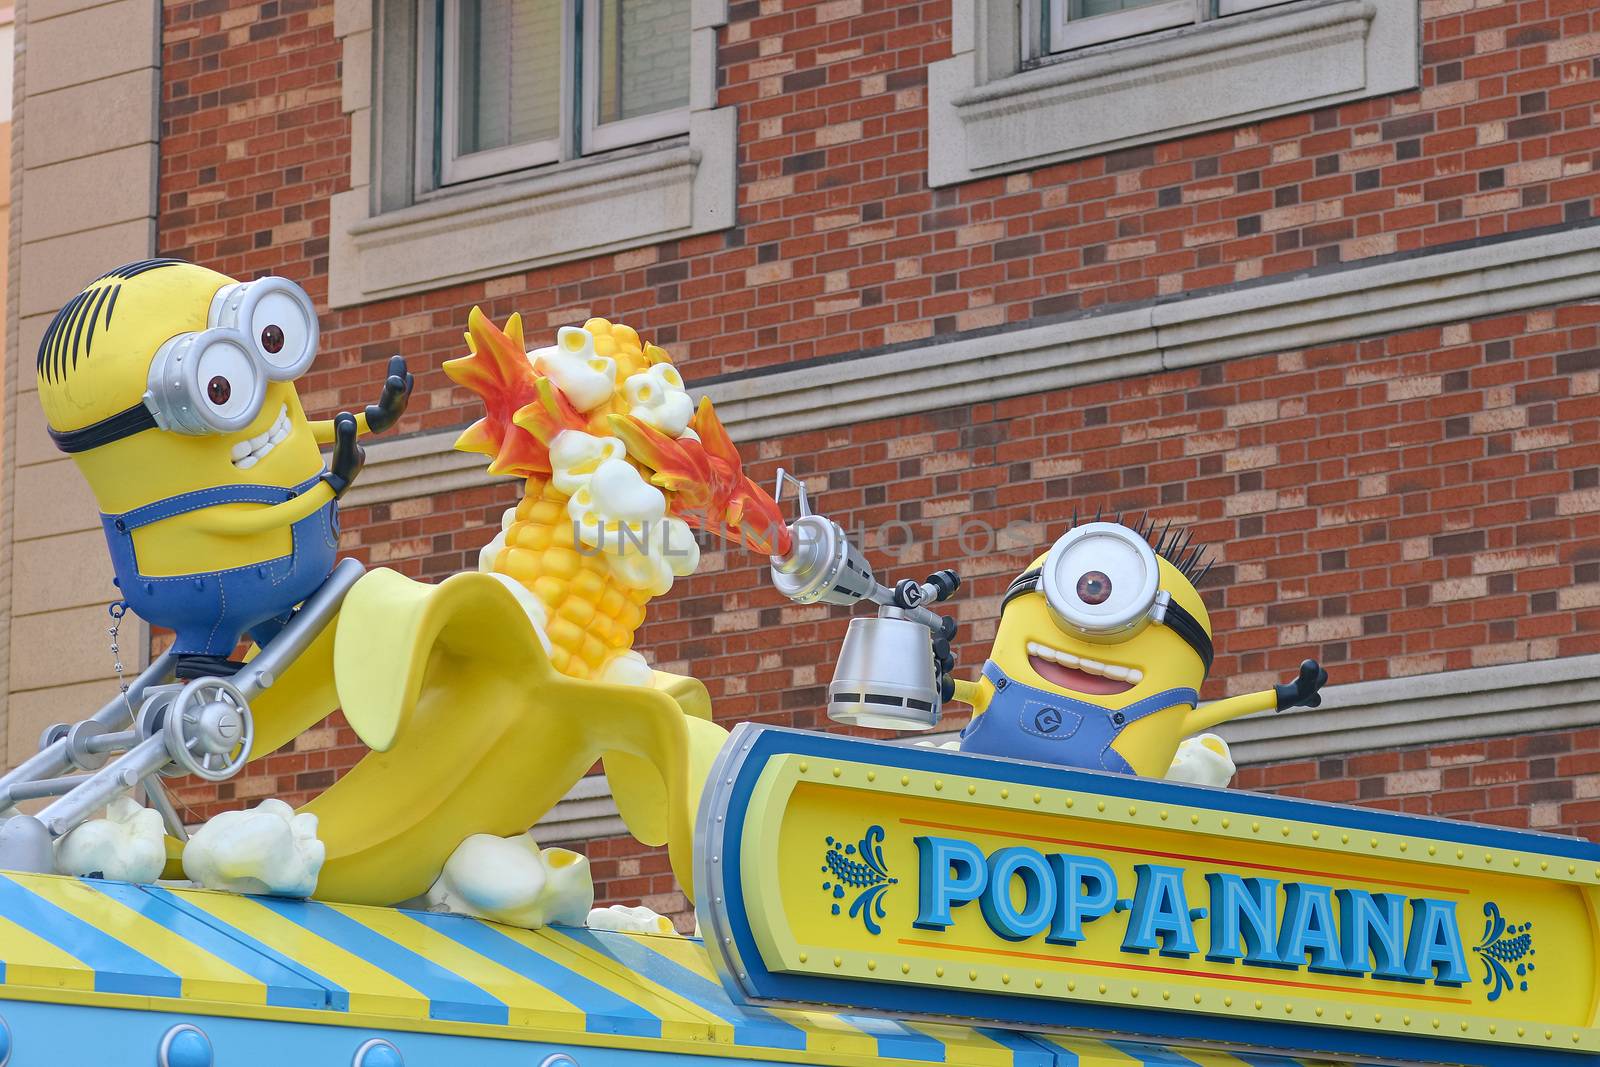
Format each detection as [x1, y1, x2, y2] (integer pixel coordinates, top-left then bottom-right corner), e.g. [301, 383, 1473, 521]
[152, 0, 1600, 913]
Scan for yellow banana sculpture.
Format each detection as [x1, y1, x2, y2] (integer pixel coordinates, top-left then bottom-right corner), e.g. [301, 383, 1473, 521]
[236, 567, 727, 907]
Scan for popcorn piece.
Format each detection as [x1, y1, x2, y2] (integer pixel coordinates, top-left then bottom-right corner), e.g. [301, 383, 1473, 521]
[425, 832, 592, 929]
[532, 326, 617, 412]
[587, 903, 679, 936]
[182, 799, 325, 897]
[55, 796, 166, 883]
[1165, 733, 1236, 788]
[600, 649, 654, 687]
[623, 363, 694, 436]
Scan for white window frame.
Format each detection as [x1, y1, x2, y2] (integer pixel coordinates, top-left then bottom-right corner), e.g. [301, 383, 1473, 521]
[1215, 0, 1295, 15]
[1048, 0, 1197, 52]
[581, 0, 692, 154]
[420, 0, 691, 194]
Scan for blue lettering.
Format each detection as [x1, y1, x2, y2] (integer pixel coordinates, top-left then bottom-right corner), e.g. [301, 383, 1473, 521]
[1405, 899, 1469, 986]
[980, 847, 1056, 941]
[1122, 864, 1197, 958]
[1205, 874, 1283, 966]
[1333, 890, 1412, 981]
[1046, 853, 1117, 945]
[1276, 883, 1343, 973]
[913, 836, 988, 930]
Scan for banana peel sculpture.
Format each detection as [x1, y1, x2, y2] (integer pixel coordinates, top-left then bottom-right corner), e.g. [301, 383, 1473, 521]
[222, 312, 784, 906]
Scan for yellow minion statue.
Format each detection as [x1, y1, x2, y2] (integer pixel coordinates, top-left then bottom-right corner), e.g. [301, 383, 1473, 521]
[34, 258, 412, 678]
[954, 516, 1327, 777]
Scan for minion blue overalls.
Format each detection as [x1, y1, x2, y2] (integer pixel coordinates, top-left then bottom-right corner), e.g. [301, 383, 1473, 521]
[100, 475, 339, 658]
[959, 660, 1199, 774]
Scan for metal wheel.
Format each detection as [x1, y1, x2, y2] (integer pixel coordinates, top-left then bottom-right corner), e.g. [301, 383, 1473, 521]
[160, 677, 253, 782]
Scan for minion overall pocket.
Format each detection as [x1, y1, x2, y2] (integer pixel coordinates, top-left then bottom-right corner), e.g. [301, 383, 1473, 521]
[101, 476, 338, 657]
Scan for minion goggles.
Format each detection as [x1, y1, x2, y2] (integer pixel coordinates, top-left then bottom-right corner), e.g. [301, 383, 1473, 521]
[1002, 522, 1214, 674]
[48, 276, 319, 454]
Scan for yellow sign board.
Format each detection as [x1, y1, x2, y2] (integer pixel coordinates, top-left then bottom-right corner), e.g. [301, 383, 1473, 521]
[697, 726, 1600, 1066]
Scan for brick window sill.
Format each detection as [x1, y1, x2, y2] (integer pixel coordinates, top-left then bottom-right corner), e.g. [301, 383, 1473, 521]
[929, 0, 1418, 188]
[327, 111, 736, 309]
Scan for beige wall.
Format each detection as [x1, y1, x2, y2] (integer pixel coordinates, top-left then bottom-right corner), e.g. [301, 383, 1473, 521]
[0, 0, 160, 762]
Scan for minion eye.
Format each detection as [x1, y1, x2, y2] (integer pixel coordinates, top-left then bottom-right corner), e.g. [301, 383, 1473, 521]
[250, 290, 313, 374]
[195, 340, 258, 422]
[1039, 522, 1162, 637]
[1076, 570, 1112, 605]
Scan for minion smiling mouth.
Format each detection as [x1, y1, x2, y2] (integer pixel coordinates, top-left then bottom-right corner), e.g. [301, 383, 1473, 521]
[1026, 640, 1144, 696]
[230, 404, 290, 469]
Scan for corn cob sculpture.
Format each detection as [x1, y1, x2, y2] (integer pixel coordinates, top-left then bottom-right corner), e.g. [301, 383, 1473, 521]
[444, 309, 791, 682]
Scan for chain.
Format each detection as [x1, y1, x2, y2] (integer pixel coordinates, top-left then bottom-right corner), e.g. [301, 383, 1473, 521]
[107, 600, 134, 717]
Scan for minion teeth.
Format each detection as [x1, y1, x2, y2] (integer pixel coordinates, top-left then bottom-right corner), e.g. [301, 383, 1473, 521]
[1025, 639, 1144, 686]
[230, 404, 291, 469]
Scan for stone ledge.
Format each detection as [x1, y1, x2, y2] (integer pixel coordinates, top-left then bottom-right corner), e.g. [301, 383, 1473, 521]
[930, 0, 1416, 186]
[351, 222, 1600, 485]
[330, 114, 736, 308]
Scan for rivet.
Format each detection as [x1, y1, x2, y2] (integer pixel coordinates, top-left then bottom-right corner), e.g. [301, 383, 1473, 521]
[902, 964, 911, 975]
[1456, 849, 1465, 860]
[1280, 826, 1290, 837]
[1568, 864, 1577, 875]
[1128, 805, 1137, 817]
[1034, 978, 1044, 989]
[1340, 833, 1349, 844]
[1546, 1030, 1554, 1041]
[1221, 818, 1231, 829]
[799, 953, 808, 963]
[867, 771, 877, 782]
[1067, 980, 1076, 992]
[1096, 801, 1106, 812]
[1066, 797, 1076, 808]
[1399, 841, 1407, 851]
[1375, 1014, 1383, 1024]
[832, 767, 842, 778]
[901, 775, 910, 786]
[1251, 821, 1260, 833]
[1130, 987, 1139, 998]
[353, 1039, 404, 1067]
[1315, 1007, 1324, 1017]
[1190, 814, 1200, 825]
[935, 780, 944, 791]
[1193, 994, 1202, 1004]
[799, 762, 809, 773]
[1311, 829, 1320, 840]
[1484, 853, 1493, 864]
[1460, 1022, 1469, 1032]
[1489, 1024, 1497, 1034]
[833, 956, 843, 968]
[1284, 1004, 1293, 1014]
[1032, 793, 1042, 804]
[968, 784, 977, 796]
[936, 967, 946, 978]
[159, 1025, 214, 1067]
[1253, 999, 1262, 1011]
[1344, 1011, 1353, 1021]
[1161, 990, 1170, 1001]
[1370, 837, 1379, 849]
[1000, 788, 1009, 799]
[1427, 845, 1436, 855]
[1001, 973, 1010, 985]
[1097, 983, 1107, 995]
[1403, 1016, 1411, 1026]
[1574, 1033, 1582, 1043]
[1224, 996, 1233, 1007]
[1160, 810, 1169, 821]
[867, 960, 877, 971]
[1518, 1027, 1526, 1037]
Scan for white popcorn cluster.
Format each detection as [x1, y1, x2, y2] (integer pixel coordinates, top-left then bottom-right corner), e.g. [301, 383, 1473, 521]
[586, 904, 680, 936]
[549, 429, 699, 598]
[1165, 733, 1237, 788]
[623, 363, 694, 436]
[55, 796, 167, 883]
[425, 832, 592, 930]
[533, 326, 617, 412]
[182, 798, 325, 897]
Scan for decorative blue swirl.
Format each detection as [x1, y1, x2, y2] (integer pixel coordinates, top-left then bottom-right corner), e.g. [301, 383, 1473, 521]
[819, 825, 897, 936]
[1473, 901, 1534, 1001]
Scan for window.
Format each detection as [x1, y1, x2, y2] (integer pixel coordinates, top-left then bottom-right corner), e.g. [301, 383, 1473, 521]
[425, 0, 691, 189]
[1047, 0, 1197, 52]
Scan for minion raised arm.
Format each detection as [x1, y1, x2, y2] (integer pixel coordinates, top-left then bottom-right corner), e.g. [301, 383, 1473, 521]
[35, 259, 411, 679]
[955, 518, 1327, 777]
